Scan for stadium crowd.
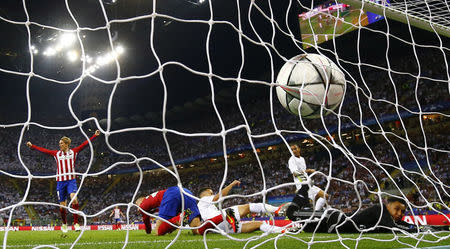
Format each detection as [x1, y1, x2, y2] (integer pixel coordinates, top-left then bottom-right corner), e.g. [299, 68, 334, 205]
[0, 49, 448, 225]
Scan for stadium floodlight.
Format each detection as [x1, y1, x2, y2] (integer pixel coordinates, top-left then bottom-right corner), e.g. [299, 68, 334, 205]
[43, 47, 56, 56]
[96, 56, 108, 66]
[115, 45, 124, 55]
[67, 50, 79, 62]
[86, 65, 96, 74]
[30, 45, 38, 54]
[58, 33, 77, 48]
[85, 55, 93, 63]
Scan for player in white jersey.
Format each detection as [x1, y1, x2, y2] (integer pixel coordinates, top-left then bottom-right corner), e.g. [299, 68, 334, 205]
[26, 130, 100, 232]
[198, 180, 285, 234]
[285, 144, 328, 213]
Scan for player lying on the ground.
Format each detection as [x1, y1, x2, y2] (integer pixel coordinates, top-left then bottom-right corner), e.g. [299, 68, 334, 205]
[135, 186, 238, 235]
[286, 144, 329, 211]
[198, 180, 285, 234]
[26, 130, 101, 233]
[323, 196, 416, 233]
[282, 185, 435, 233]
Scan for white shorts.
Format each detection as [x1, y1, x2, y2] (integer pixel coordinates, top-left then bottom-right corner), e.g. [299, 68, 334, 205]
[217, 206, 242, 234]
[307, 186, 321, 201]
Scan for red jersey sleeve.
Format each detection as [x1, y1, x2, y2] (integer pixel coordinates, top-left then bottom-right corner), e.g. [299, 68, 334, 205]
[30, 145, 57, 156]
[72, 134, 98, 153]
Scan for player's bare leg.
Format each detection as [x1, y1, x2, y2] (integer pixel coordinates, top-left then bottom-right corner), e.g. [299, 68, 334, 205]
[189, 217, 202, 235]
[315, 189, 329, 200]
[237, 204, 250, 217]
[154, 219, 162, 234]
[241, 222, 261, 233]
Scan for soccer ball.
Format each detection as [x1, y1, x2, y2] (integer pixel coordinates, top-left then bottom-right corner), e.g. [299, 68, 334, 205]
[275, 53, 346, 118]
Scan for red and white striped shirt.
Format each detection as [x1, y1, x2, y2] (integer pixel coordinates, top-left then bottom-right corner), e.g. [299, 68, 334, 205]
[31, 134, 98, 182]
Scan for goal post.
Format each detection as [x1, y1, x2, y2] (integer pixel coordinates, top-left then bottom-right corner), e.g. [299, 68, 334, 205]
[341, 0, 450, 37]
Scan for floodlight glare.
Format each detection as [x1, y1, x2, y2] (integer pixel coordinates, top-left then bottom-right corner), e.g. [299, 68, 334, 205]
[115, 45, 124, 55]
[86, 65, 96, 74]
[59, 33, 76, 48]
[67, 50, 79, 62]
[96, 56, 108, 66]
[30, 45, 38, 54]
[43, 47, 56, 56]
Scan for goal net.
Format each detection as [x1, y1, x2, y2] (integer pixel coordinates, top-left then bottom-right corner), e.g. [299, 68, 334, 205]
[0, 0, 449, 248]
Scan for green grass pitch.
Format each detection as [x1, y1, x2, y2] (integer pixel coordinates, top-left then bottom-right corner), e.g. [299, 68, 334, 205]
[2, 230, 450, 248]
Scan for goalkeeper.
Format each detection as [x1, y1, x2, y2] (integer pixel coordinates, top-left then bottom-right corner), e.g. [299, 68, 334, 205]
[324, 196, 416, 233]
[285, 186, 423, 233]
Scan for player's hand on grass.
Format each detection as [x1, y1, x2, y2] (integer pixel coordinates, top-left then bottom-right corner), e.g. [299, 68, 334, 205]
[26, 141, 32, 148]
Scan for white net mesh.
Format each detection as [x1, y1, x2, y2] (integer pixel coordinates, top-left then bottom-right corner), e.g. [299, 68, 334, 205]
[0, 0, 449, 248]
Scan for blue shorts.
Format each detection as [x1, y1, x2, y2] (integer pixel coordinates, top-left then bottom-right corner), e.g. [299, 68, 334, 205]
[56, 179, 78, 203]
[158, 186, 200, 224]
[114, 218, 121, 223]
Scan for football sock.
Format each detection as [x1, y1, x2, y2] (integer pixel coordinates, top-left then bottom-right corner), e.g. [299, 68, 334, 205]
[198, 214, 223, 235]
[249, 203, 278, 213]
[59, 207, 67, 224]
[157, 215, 180, 235]
[260, 223, 282, 233]
[72, 203, 79, 224]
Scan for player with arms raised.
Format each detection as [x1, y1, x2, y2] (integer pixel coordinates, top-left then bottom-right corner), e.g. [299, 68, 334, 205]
[26, 130, 100, 233]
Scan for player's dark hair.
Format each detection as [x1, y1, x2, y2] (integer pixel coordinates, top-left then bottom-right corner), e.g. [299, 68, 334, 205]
[387, 196, 406, 206]
[198, 187, 212, 197]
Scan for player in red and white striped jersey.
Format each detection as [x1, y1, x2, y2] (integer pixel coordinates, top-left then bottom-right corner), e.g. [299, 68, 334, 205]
[26, 130, 100, 232]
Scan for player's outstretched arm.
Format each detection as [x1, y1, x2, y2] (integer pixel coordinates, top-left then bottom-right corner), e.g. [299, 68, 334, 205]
[213, 180, 240, 202]
[26, 141, 57, 156]
[73, 130, 101, 153]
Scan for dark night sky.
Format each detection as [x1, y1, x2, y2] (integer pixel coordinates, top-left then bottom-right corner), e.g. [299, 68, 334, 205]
[0, 0, 447, 127]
